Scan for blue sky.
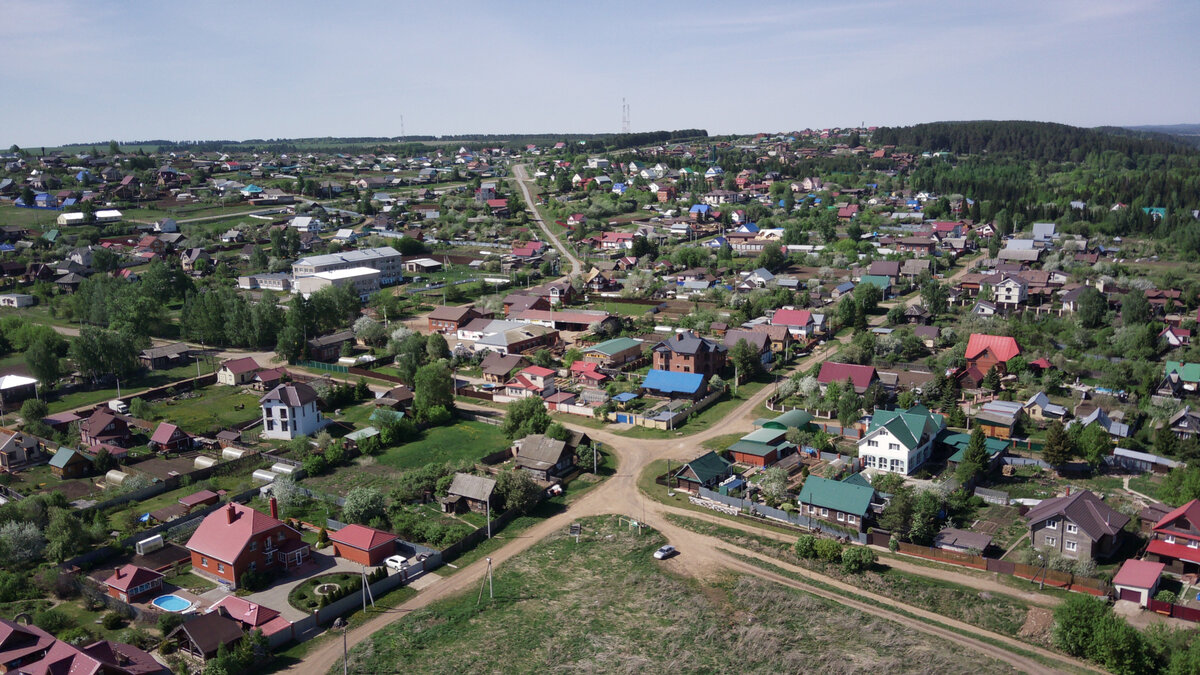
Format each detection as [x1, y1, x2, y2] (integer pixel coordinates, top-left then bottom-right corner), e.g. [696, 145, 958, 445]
[2, 0, 1197, 147]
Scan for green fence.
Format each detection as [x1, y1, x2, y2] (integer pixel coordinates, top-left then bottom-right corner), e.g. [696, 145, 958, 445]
[297, 360, 349, 373]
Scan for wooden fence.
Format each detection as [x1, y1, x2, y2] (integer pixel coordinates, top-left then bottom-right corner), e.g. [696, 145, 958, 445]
[896, 542, 988, 570]
[891, 541, 1110, 594]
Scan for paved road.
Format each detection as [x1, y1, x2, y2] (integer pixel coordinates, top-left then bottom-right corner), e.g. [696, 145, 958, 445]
[510, 164, 582, 277]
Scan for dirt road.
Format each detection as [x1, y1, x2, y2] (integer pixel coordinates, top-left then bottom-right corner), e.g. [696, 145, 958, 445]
[510, 164, 582, 277]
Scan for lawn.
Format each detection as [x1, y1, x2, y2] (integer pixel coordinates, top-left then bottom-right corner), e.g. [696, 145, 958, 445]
[1128, 473, 1165, 501]
[289, 572, 361, 612]
[592, 300, 658, 317]
[163, 566, 217, 593]
[297, 458, 404, 498]
[337, 515, 1017, 674]
[145, 385, 262, 436]
[46, 360, 218, 414]
[375, 420, 508, 471]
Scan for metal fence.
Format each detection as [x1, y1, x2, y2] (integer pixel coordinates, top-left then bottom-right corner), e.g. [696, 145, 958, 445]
[297, 360, 349, 373]
[696, 487, 866, 542]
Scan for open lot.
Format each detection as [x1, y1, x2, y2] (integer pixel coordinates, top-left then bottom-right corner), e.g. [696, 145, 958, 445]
[1, 462, 98, 500]
[146, 385, 262, 436]
[375, 419, 508, 471]
[341, 515, 1016, 674]
[45, 360, 218, 414]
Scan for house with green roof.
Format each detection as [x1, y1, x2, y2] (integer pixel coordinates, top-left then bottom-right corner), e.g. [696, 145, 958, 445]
[941, 432, 1009, 471]
[1163, 361, 1200, 398]
[797, 475, 875, 532]
[582, 337, 644, 368]
[857, 404, 945, 475]
[727, 428, 796, 467]
[858, 275, 893, 297]
[49, 447, 92, 479]
[672, 451, 733, 493]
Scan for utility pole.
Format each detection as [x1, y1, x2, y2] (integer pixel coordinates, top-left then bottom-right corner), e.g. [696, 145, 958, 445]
[334, 618, 348, 675]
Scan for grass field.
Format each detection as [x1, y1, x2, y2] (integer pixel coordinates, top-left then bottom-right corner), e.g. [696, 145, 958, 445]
[145, 385, 261, 435]
[375, 420, 508, 471]
[591, 300, 659, 317]
[46, 360, 217, 414]
[338, 515, 1015, 674]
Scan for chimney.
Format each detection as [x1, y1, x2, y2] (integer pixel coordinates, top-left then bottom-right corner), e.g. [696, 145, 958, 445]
[114, 567, 123, 579]
[269, 497, 278, 520]
[225, 503, 236, 524]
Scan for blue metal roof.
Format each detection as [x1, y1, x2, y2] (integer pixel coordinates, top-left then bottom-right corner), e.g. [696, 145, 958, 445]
[642, 369, 705, 396]
[613, 392, 639, 402]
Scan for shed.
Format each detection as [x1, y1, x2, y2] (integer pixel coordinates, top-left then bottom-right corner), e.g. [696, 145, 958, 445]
[1112, 559, 1165, 607]
[329, 524, 398, 566]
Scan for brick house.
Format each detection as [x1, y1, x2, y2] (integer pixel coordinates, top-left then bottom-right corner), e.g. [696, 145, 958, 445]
[652, 331, 727, 378]
[103, 564, 163, 603]
[149, 422, 192, 453]
[1146, 499, 1200, 574]
[80, 409, 130, 447]
[186, 502, 310, 589]
[329, 524, 398, 567]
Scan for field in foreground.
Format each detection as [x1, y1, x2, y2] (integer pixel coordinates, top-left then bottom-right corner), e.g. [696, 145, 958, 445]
[336, 516, 1016, 674]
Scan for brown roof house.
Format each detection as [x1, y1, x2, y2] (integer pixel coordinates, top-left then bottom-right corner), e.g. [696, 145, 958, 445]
[1025, 490, 1129, 561]
[512, 433, 581, 481]
[441, 472, 498, 514]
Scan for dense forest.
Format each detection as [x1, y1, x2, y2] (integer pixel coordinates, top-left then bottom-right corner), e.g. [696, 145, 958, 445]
[874, 121, 1193, 161]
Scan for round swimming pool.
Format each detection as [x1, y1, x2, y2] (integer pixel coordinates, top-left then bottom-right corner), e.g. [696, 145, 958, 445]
[151, 594, 191, 612]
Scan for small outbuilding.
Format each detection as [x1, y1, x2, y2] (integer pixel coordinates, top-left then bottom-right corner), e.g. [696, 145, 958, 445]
[103, 564, 164, 603]
[328, 524, 398, 566]
[1112, 559, 1165, 607]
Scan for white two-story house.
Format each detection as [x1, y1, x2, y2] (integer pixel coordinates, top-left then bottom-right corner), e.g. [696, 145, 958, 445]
[259, 383, 326, 440]
[994, 276, 1028, 311]
[857, 405, 945, 475]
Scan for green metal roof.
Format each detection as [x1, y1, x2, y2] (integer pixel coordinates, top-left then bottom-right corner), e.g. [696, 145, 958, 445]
[1166, 361, 1200, 383]
[941, 432, 1009, 463]
[586, 337, 642, 357]
[728, 440, 796, 457]
[859, 275, 892, 290]
[49, 448, 80, 468]
[842, 472, 873, 488]
[868, 405, 943, 450]
[762, 409, 813, 430]
[677, 451, 732, 483]
[797, 475, 874, 517]
[741, 428, 787, 444]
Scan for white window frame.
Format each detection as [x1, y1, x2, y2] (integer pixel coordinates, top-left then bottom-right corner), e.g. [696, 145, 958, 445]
[1166, 535, 1177, 544]
[820, 508, 829, 517]
[1190, 540, 1199, 550]
[847, 515, 857, 525]
[1065, 523, 1078, 534]
[1044, 536, 1057, 546]
[1065, 540, 1078, 552]
[836, 512, 846, 522]
[201, 557, 208, 568]
[1046, 519, 1058, 530]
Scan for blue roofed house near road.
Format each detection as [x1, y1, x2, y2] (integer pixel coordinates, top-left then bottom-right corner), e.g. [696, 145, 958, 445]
[641, 369, 706, 399]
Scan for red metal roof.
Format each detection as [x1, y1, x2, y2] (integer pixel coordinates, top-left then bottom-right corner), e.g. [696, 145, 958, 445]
[221, 356, 260, 375]
[186, 503, 293, 564]
[328, 523, 397, 552]
[965, 333, 1021, 362]
[150, 422, 186, 445]
[179, 489, 218, 508]
[208, 595, 282, 628]
[817, 362, 877, 393]
[1111, 559, 1165, 589]
[1153, 498, 1200, 540]
[103, 564, 163, 593]
[521, 366, 555, 378]
[1146, 538, 1200, 565]
[772, 309, 812, 327]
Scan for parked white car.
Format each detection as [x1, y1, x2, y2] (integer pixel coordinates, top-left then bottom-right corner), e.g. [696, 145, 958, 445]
[653, 545, 677, 560]
[384, 555, 408, 571]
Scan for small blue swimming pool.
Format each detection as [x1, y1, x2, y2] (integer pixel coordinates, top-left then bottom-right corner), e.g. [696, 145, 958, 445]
[152, 594, 190, 612]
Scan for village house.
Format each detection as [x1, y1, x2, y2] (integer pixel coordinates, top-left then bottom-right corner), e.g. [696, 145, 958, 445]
[512, 433, 585, 481]
[80, 409, 130, 447]
[582, 337, 644, 368]
[726, 427, 794, 467]
[102, 564, 163, 603]
[857, 405, 945, 475]
[186, 502, 310, 588]
[797, 476, 875, 533]
[479, 352, 528, 384]
[505, 366, 557, 399]
[0, 429, 42, 470]
[670, 451, 733, 493]
[1146, 499, 1200, 574]
[1025, 490, 1128, 562]
[817, 362, 878, 394]
[259, 382, 325, 440]
[138, 343, 191, 370]
[149, 422, 192, 453]
[217, 357, 261, 386]
[427, 305, 488, 334]
[442, 473, 498, 514]
[652, 331, 727, 378]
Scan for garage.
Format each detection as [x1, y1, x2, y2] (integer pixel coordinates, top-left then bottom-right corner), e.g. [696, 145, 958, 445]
[1112, 559, 1166, 608]
[1119, 588, 1142, 603]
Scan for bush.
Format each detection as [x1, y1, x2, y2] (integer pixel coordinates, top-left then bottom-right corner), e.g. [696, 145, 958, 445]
[426, 405, 452, 427]
[33, 608, 75, 635]
[813, 538, 843, 562]
[793, 534, 816, 558]
[101, 612, 125, 630]
[158, 612, 185, 636]
[58, 626, 95, 646]
[1154, 590, 1178, 604]
[841, 546, 876, 574]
